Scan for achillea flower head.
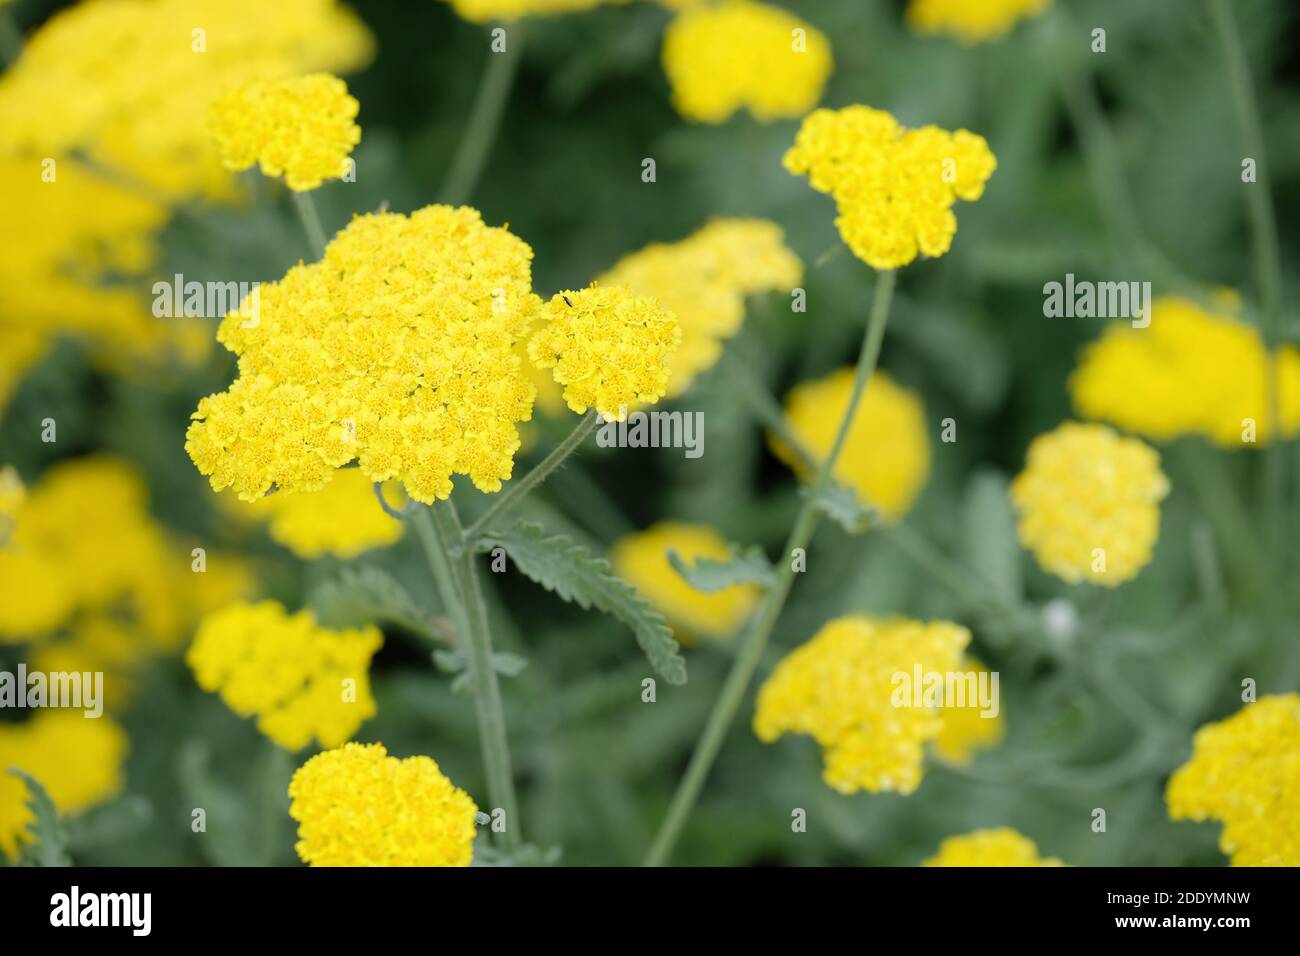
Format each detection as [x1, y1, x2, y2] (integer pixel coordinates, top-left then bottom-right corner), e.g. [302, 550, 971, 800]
[930, 658, 1004, 764]
[186, 205, 542, 503]
[754, 615, 970, 795]
[288, 742, 478, 866]
[0, 711, 129, 859]
[907, 0, 1050, 44]
[188, 601, 381, 751]
[1071, 295, 1300, 448]
[443, 0, 626, 22]
[209, 73, 360, 191]
[528, 285, 681, 420]
[784, 106, 996, 270]
[611, 522, 760, 641]
[600, 218, 802, 397]
[1010, 422, 1168, 587]
[662, 1, 833, 124]
[772, 368, 930, 522]
[923, 827, 1065, 866]
[1166, 694, 1300, 866]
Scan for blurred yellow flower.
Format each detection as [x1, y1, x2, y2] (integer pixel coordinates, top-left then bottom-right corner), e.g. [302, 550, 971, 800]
[0, 711, 129, 859]
[188, 600, 381, 751]
[784, 105, 996, 270]
[923, 827, 1065, 866]
[0, 465, 23, 546]
[931, 657, 1004, 764]
[1010, 422, 1168, 587]
[772, 368, 930, 522]
[442, 0, 626, 22]
[1167, 694, 1300, 866]
[288, 741, 478, 866]
[528, 285, 681, 420]
[611, 522, 760, 641]
[1071, 295, 1300, 448]
[662, 1, 833, 124]
[907, 0, 1050, 44]
[209, 73, 360, 192]
[600, 218, 802, 397]
[754, 615, 969, 795]
[187, 206, 542, 503]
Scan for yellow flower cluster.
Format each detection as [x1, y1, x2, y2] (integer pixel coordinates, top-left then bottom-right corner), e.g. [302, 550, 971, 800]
[0, 465, 23, 546]
[611, 522, 761, 641]
[528, 285, 682, 420]
[784, 106, 996, 270]
[600, 219, 802, 397]
[754, 615, 970, 795]
[288, 742, 479, 866]
[1010, 422, 1168, 587]
[210, 73, 360, 192]
[187, 206, 542, 503]
[0, 457, 253, 647]
[443, 0, 628, 22]
[907, 0, 1050, 44]
[1071, 295, 1300, 448]
[0, 712, 129, 859]
[923, 827, 1065, 866]
[221, 470, 404, 559]
[662, 1, 833, 124]
[188, 601, 381, 751]
[1166, 694, 1300, 866]
[772, 368, 931, 521]
[931, 657, 1004, 764]
[0, 0, 373, 201]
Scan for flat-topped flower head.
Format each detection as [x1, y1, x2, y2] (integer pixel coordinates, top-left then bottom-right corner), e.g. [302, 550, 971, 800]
[1010, 422, 1168, 587]
[772, 368, 930, 522]
[210, 73, 361, 191]
[288, 742, 478, 866]
[907, 0, 1050, 44]
[662, 1, 833, 124]
[186, 205, 541, 503]
[528, 285, 681, 420]
[1167, 694, 1300, 866]
[188, 600, 381, 751]
[600, 218, 802, 397]
[611, 522, 761, 641]
[784, 105, 996, 270]
[754, 615, 970, 795]
[923, 827, 1065, 866]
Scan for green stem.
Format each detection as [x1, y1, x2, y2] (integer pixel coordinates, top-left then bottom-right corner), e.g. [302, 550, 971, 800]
[643, 271, 897, 867]
[439, 24, 527, 206]
[460, 409, 599, 549]
[723, 351, 815, 469]
[291, 190, 328, 259]
[411, 503, 521, 850]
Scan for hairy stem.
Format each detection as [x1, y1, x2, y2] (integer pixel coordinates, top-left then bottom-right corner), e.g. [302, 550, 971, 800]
[291, 190, 328, 259]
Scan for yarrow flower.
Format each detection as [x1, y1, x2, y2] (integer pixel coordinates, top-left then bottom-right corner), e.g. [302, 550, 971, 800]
[784, 105, 996, 270]
[209, 73, 361, 191]
[772, 369, 931, 522]
[754, 615, 970, 795]
[1071, 294, 1300, 448]
[1010, 422, 1168, 587]
[187, 601, 381, 751]
[441, 0, 626, 22]
[186, 206, 542, 503]
[528, 285, 681, 420]
[600, 218, 802, 397]
[923, 827, 1065, 866]
[611, 522, 761, 641]
[1166, 694, 1300, 866]
[907, 0, 1050, 44]
[662, 1, 833, 124]
[288, 742, 478, 866]
[0, 711, 129, 859]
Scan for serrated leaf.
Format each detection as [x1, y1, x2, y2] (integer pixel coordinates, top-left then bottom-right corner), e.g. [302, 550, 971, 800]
[805, 482, 878, 534]
[962, 470, 1022, 606]
[309, 565, 433, 639]
[477, 521, 687, 685]
[8, 769, 71, 867]
[668, 544, 775, 592]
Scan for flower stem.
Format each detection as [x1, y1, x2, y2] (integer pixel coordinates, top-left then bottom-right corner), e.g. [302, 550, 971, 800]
[439, 23, 527, 206]
[411, 502, 521, 850]
[291, 190, 328, 259]
[460, 409, 599, 550]
[643, 270, 897, 867]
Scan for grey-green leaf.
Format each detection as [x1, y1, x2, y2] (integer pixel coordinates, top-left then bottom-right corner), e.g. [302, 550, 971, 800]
[668, 544, 775, 592]
[8, 769, 71, 867]
[962, 470, 1022, 606]
[805, 482, 878, 535]
[309, 565, 433, 639]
